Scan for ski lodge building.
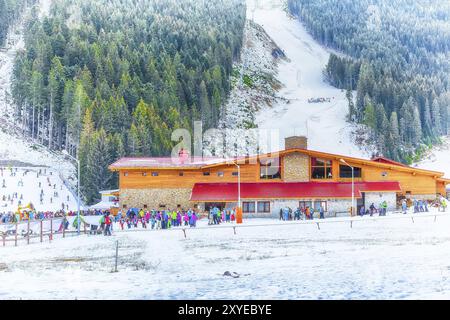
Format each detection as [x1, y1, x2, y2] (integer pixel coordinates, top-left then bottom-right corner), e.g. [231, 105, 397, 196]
[109, 136, 450, 217]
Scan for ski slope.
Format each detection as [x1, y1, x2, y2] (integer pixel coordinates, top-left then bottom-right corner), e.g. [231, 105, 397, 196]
[247, 0, 370, 157]
[0, 167, 78, 213]
[2, 211, 450, 299]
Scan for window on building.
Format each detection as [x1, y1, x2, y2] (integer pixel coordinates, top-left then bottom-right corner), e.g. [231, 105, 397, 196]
[203, 172, 211, 176]
[152, 172, 159, 177]
[260, 158, 281, 179]
[299, 201, 313, 210]
[217, 172, 224, 177]
[142, 172, 147, 176]
[339, 165, 362, 178]
[232, 172, 239, 176]
[257, 201, 270, 213]
[243, 202, 256, 213]
[311, 158, 332, 179]
[179, 172, 184, 176]
[314, 201, 327, 212]
[124, 172, 129, 177]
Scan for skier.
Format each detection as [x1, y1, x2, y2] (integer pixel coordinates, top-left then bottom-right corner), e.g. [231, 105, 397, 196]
[102, 213, 111, 236]
[320, 206, 325, 219]
[190, 212, 197, 228]
[441, 197, 448, 212]
[402, 199, 408, 214]
[369, 203, 376, 216]
[359, 206, 365, 217]
[294, 207, 301, 220]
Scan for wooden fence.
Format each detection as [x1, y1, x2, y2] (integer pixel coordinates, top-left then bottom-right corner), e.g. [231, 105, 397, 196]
[0, 218, 90, 247]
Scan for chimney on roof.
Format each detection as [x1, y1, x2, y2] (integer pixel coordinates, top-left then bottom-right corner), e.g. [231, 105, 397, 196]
[178, 148, 190, 164]
[285, 136, 308, 150]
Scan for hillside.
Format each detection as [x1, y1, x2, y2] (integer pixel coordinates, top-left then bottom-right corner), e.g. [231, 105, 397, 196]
[8, 0, 246, 204]
[287, 0, 450, 163]
[209, 0, 372, 158]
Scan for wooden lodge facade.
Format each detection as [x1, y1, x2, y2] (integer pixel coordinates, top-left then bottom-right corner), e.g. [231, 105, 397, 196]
[109, 136, 450, 217]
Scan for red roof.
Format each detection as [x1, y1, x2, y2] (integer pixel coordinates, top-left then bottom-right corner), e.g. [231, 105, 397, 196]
[190, 181, 402, 202]
[109, 156, 231, 169]
[371, 157, 408, 167]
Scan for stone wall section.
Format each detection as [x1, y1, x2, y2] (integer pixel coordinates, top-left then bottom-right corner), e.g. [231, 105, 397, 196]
[283, 152, 310, 182]
[120, 188, 193, 210]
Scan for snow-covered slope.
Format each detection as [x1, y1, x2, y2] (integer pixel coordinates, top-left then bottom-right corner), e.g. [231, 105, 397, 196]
[414, 136, 450, 178]
[0, 0, 80, 210]
[248, 0, 371, 157]
[0, 167, 79, 212]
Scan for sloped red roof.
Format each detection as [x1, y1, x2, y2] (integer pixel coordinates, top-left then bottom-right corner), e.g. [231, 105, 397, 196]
[190, 181, 402, 202]
[371, 157, 408, 167]
[109, 156, 231, 169]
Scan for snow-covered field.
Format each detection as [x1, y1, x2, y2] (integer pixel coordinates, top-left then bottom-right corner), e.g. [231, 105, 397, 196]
[248, 0, 371, 157]
[2, 210, 450, 300]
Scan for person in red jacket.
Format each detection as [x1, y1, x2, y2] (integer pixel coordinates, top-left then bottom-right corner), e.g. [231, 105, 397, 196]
[104, 214, 112, 236]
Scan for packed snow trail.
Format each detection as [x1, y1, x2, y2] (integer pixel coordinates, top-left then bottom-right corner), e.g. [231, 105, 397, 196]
[246, 0, 370, 157]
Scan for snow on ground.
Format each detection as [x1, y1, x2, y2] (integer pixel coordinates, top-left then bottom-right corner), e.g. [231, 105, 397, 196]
[2, 210, 450, 299]
[248, 0, 371, 157]
[0, 167, 79, 213]
[414, 136, 450, 178]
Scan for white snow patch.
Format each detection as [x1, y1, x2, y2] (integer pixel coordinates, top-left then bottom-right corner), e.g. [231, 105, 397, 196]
[414, 136, 450, 178]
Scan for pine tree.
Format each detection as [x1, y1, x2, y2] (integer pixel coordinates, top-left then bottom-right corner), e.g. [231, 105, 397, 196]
[346, 89, 356, 122]
[431, 98, 442, 137]
[363, 95, 376, 131]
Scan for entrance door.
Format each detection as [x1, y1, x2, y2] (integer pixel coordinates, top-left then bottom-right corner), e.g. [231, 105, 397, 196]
[205, 202, 226, 211]
[357, 193, 365, 214]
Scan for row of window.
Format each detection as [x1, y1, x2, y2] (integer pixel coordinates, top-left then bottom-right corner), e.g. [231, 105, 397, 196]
[243, 201, 271, 213]
[259, 157, 363, 180]
[124, 171, 239, 177]
[123, 158, 363, 179]
[242, 200, 329, 213]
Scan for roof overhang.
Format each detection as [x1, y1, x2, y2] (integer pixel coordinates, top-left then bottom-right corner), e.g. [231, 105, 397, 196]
[109, 149, 446, 178]
[190, 181, 402, 202]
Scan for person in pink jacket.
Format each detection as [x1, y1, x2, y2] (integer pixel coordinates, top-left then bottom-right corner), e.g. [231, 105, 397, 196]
[183, 212, 189, 226]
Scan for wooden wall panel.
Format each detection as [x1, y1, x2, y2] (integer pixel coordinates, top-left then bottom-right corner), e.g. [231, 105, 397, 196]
[119, 163, 261, 189]
[117, 154, 443, 196]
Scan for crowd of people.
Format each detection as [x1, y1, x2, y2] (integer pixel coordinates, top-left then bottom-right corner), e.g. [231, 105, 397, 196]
[207, 207, 236, 224]
[117, 208, 200, 230]
[279, 205, 326, 221]
[1, 196, 449, 233]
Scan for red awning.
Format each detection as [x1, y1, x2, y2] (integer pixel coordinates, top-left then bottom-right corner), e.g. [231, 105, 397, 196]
[190, 181, 402, 202]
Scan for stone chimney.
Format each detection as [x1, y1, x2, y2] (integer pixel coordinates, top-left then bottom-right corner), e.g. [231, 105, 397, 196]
[285, 136, 308, 150]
